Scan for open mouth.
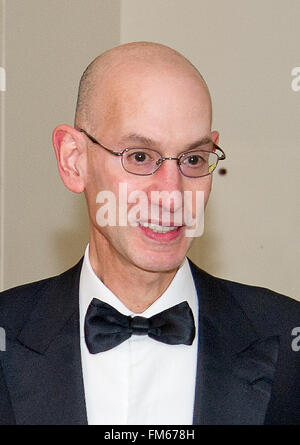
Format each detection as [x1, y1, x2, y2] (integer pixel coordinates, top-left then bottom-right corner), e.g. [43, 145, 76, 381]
[138, 221, 184, 241]
[139, 221, 179, 233]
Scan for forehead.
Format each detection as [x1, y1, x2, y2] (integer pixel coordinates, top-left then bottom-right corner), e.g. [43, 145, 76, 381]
[91, 61, 212, 144]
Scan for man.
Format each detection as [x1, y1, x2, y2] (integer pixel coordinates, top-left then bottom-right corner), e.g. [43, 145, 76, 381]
[0, 42, 299, 425]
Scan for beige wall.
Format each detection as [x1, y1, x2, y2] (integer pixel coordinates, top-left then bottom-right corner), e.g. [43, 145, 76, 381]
[1, 0, 120, 290]
[121, 0, 300, 300]
[1, 0, 299, 300]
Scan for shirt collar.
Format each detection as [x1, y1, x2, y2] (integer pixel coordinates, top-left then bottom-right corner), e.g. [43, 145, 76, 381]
[79, 244, 198, 335]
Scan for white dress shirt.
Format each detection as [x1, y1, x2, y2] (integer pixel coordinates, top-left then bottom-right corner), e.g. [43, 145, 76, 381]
[79, 245, 199, 425]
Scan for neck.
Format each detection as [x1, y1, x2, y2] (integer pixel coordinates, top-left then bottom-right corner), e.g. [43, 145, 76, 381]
[88, 237, 179, 314]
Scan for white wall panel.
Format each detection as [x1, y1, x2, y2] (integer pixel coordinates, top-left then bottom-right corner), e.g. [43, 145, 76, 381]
[121, 0, 300, 299]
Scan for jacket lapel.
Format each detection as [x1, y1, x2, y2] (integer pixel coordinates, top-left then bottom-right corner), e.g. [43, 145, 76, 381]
[4, 259, 87, 425]
[189, 261, 280, 425]
[3, 257, 280, 425]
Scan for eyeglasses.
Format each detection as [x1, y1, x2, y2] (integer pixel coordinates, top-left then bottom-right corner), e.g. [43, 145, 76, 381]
[78, 128, 226, 178]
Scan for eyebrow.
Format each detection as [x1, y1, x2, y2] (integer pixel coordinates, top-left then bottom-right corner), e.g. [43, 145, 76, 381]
[186, 136, 212, 150]
[119, 133, 154, 146]
[119, 133, 212, 150]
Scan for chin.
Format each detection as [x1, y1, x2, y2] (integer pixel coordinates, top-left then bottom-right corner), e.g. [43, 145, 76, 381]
[131, 251, 186, 273]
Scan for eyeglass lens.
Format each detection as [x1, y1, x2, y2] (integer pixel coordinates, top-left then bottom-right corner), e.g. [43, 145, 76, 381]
[122, 147, 219, 177]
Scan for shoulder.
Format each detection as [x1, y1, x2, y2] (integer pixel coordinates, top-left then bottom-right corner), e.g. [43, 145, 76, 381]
[188, 259, 300, 333]
[0, 259, 83, 337]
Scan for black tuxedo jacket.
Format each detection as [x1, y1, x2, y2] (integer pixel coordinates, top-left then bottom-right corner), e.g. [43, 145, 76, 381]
[0, 259, 299, 425]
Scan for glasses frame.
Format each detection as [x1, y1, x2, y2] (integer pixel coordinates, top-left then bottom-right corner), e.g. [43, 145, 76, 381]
[78, 128, 226, 178]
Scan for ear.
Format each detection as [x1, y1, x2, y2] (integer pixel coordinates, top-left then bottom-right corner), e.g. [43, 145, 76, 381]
[211, 130, 219, 145]
[52, 124, 86, 193]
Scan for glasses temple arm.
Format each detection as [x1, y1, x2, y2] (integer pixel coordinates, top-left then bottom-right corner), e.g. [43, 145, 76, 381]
[78, 128, 122, 156]
[213, 144, 226, 160]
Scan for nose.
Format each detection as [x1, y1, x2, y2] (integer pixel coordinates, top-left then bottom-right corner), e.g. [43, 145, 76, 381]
[153, 157, 183, 190]
[144, 158, 184, 215]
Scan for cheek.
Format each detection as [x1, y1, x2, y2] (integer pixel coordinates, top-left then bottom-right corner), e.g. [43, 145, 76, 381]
[205, 181, 212, 205]
[86, 154, 122, 194]
[201, 176, 212, 200]
[86, 156, 145, 225]
[185, 176, 212, 199]
[84, 157, 116, 224]
[183, 178, 212, 221]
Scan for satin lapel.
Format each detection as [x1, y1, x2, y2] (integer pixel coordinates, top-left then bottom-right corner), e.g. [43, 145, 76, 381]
[189, 261, 280, 425]
[3, 259, 87, 425]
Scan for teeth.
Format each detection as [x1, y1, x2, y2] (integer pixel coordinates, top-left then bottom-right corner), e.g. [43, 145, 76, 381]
[139, 222, 178, 233]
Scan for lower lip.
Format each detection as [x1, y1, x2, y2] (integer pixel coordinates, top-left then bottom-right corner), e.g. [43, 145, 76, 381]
[139, 225, 183, 242]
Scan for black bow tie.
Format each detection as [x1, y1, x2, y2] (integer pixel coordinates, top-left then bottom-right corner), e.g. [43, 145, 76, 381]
[84, 299, 195, 354]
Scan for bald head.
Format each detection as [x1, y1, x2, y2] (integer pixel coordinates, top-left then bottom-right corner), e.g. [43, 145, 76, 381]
[74, 42, 212, 130]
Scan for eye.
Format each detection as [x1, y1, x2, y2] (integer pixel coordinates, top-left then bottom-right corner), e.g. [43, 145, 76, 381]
[188, 155, 201, 165]
[183, 153, 206, 166]
[133, 152, 148, 162]
[127, 150, 153, 164]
